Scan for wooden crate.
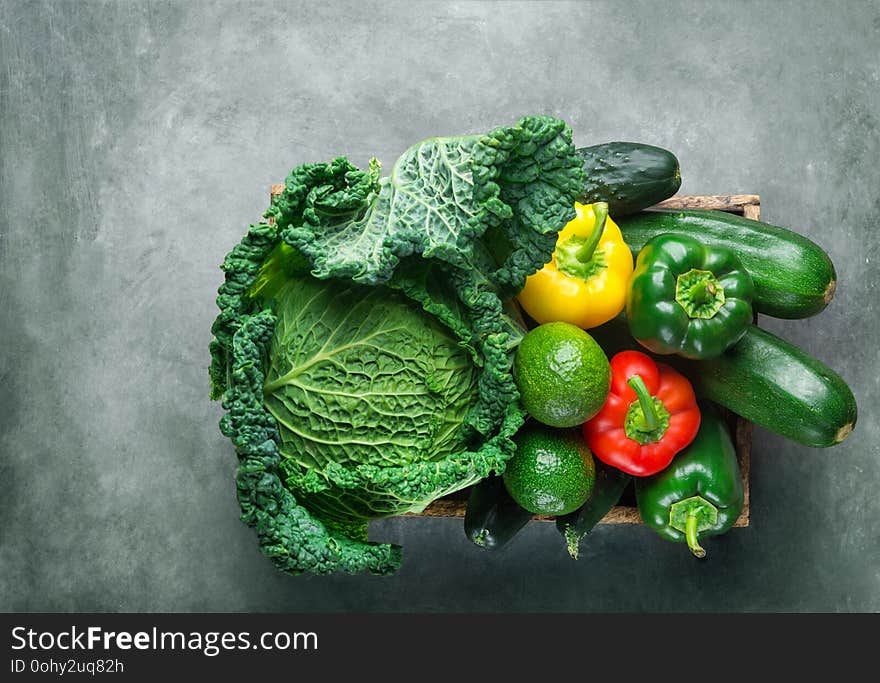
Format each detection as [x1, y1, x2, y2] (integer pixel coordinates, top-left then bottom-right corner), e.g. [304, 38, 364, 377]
[413, 194, 758, 528]
[268, 186, 756, 528]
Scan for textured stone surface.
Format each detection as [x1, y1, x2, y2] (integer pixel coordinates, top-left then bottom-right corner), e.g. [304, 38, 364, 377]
[1, 0, 877, 612]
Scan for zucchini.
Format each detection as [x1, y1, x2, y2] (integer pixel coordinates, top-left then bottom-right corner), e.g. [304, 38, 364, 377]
[592, 316, 857, 448]
[577, 142, 681, 218]
[679, 325, 856, 447]
[464, 476, 533, 551]
[616, 209, 837, 319]
[555, 461, 630, 559]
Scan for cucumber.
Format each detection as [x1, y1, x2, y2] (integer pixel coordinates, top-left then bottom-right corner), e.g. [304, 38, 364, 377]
[616, 209, 837, 319]
[591, 316, 857, 448]
[555, 461, 630, 559]
[464, 476, 533, 551]
[679, 325, 856, 448]
[577, 142, 682, 218]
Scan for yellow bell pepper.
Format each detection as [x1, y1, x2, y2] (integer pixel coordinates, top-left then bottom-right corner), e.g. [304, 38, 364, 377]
[517, 201, 633, 329]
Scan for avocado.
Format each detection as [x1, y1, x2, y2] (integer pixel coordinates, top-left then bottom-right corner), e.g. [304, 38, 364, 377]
[503, 424, 595, 516]
[513, 321, 611, 428]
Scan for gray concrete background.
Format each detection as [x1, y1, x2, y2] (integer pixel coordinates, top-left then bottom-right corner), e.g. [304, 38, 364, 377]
[1, 0, 878, 612]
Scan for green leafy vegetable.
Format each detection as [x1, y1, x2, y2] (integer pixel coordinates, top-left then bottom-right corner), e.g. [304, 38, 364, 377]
[268, 276, 482, 521]
[209, 115, 585, 575]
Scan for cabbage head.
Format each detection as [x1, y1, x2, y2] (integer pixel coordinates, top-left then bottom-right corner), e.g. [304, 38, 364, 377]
[209, 115, 585, 575]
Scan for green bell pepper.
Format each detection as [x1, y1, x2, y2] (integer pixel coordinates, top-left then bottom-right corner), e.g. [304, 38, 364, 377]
[625, 233, 754, 359]
[635, 403, 744, 558]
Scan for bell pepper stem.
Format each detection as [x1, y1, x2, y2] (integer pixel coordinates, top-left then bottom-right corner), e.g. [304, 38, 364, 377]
[685, 511, 707, 558]
[575, 202, 608, 263]
[670, 496, 717, 559]
[688, 279, 717, 306]
[675, 269, 726, 319]
[627, 375, 659, 432]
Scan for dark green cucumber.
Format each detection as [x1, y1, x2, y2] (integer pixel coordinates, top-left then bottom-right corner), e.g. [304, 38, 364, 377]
[616, 209, 837, 319]
[555, 461, 630, 559]
[591, 316, 857, 448]
[577, 142, 681, 218]
[679, 326, 856, 447]
[464, 476, 533, 551]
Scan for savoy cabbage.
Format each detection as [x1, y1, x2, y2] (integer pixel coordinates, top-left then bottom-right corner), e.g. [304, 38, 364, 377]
[209, 115, 585, 575]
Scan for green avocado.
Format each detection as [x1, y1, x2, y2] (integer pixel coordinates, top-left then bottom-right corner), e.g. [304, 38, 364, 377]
[503, 424, 595, 516]
[513, 321, 611, 428]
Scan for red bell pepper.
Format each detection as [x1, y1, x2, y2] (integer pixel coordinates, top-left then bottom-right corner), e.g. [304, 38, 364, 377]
[583, 350, 700, 477]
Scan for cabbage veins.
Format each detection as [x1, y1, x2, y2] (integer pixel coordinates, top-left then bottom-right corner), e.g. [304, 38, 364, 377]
[209, 115, 585, 575]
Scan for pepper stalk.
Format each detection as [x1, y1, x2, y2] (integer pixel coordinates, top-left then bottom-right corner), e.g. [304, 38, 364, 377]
[624, 374, 671, 445]
[574, 201, 608, 264]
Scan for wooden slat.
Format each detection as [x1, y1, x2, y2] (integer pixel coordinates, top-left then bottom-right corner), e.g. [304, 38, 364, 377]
[415, 498, 643, 524]
[655, 194, 760, 212]
[742, 203, 761, 221]
[733, 419, 753, 527]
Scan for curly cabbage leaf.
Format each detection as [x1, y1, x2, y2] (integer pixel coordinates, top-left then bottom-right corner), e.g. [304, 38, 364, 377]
[268, 276, 484, 522]
[210, 115, 585, 575]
